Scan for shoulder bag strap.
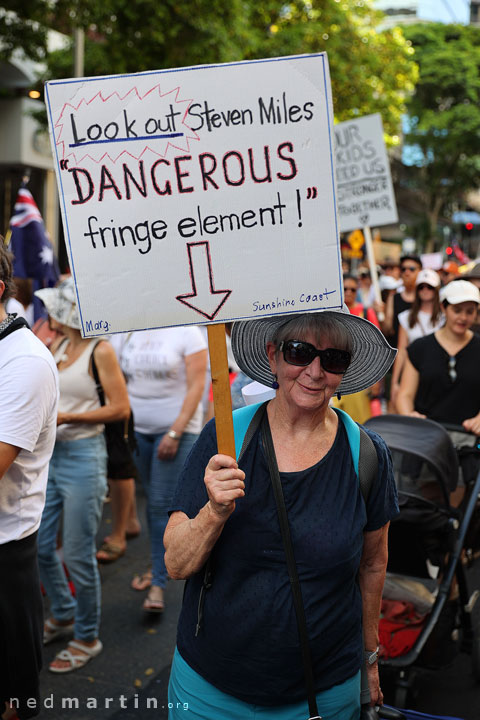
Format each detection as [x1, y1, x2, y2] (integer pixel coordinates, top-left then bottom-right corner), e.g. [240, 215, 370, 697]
[261, 412, 321, 720]
[90, 340, 105, 406]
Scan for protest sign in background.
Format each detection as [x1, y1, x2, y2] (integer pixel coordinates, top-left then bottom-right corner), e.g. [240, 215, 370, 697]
[335, 113, 398, 234]
[45, 54, 342, 336]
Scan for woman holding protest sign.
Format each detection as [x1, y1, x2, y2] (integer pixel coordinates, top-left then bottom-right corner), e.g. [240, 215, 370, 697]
[164, 308, 398, 720]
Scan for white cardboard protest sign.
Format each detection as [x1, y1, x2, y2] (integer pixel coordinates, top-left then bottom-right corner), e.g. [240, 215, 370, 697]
[335, 113, 398, 234]
[45, 54, 342, 336]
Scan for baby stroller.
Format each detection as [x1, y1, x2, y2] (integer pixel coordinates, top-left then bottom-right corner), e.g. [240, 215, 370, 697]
[364, 414, 480, 708]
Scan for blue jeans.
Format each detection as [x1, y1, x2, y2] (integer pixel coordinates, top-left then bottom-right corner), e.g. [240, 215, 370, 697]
[168, 648, 361, 719]
[134, 431, 197, 588]
[37, 434, 107, 642]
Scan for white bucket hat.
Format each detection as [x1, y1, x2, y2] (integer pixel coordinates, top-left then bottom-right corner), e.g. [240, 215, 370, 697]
[440, 280, 480, 306]
[379, 275, 401, 292]
[34, 276, 81, 329]
[231, 307, 396, 396]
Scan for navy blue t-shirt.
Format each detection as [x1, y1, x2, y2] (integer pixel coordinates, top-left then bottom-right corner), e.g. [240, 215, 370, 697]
[169, 418, 398, 706]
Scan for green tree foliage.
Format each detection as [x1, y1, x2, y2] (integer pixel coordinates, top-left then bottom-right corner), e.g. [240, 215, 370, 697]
[0, 1, 49, 62]
[245, 1, 417, 141]
[31, 0, 416, 141]
[402, 22, 480, 245]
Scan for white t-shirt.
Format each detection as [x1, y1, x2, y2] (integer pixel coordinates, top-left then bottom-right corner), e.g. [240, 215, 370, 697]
[0, 327, 59, 543]
[119, 327, 207, 435]
[398, 308, 445, 344]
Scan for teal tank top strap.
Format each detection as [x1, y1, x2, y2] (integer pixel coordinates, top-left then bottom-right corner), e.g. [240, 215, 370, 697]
[332, 406, 360, 476]
[233, 402, 264, 459]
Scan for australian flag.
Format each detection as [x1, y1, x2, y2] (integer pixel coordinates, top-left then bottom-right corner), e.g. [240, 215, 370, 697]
[8, 184, 60, 321]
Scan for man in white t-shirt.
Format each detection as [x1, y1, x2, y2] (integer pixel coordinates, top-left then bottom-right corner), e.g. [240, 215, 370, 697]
[0, 244, 58, 720]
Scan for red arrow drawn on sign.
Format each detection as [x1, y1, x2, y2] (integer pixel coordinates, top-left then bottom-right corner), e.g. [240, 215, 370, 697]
[176, 241, 232, 320]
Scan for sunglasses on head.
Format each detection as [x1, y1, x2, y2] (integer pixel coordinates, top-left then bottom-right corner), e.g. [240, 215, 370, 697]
[401, 265, 418, 273]
[278, 340, 351, 374]
[417, 283, 434, 291]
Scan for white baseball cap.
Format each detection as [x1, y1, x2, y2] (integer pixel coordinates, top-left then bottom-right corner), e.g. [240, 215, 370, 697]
[416, 269, 441, 288]
[440, 280, 480, 305]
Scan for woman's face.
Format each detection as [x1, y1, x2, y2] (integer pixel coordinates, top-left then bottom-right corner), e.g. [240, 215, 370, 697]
[416, 283, 436, 301]
[343, 280, 358, 308]
[444, 302, 478, 334]
[267, 330, 344, 412]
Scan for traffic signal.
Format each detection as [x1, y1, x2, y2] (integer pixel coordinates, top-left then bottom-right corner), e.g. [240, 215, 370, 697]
[445, 246, 453, 255]
[465, 222, 474, 233]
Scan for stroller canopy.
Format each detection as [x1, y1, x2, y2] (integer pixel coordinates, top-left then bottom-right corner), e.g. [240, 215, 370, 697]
[365, 415, 459, 493]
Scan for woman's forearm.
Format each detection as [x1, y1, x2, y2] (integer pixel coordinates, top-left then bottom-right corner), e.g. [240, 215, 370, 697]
[164, 504, 226, 580]
[359, 525, 389, 651]
[390, 350, 405, 391]
[58, 401, 130, 426]
[359, 563, 386, 651]
[170, 350, 207, 435]
[170, 379, 205, 434]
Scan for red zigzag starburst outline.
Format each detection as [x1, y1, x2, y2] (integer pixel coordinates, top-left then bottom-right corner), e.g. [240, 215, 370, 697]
[54, 84, 201, 165]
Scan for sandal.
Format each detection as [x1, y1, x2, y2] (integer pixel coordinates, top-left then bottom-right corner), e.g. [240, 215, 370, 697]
[96, 540, 126, 564]
[49, 639, 103, 674]
[43, 618, 74, 645]
[143, 588, 164, 614]
[131, 569, 153, 591]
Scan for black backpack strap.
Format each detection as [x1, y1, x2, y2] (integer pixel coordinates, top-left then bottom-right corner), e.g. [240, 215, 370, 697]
[238, 403, 267, 461]
[358, 427, 378, 504]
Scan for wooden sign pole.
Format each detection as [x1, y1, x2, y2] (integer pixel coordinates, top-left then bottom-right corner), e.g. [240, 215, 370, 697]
[207, 323, 236, 459]
[363, 225, 384, 322]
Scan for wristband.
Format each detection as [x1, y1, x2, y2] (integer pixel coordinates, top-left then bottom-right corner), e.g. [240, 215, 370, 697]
[364, 647, 379, 665]
[167, 430, 181, 440]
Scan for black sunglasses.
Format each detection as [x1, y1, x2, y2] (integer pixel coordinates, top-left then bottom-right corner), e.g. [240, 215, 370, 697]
[401, 265, 418, 273]
[278, 340, 351, 374]
[417, 283, 434, 291]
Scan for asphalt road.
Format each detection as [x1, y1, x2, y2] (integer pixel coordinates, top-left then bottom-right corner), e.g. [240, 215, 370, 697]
[36, 488, 480, 720]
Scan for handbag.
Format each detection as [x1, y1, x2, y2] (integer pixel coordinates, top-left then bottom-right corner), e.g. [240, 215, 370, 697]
[90, 343, 136, 457]
[261, 412, 404, 720]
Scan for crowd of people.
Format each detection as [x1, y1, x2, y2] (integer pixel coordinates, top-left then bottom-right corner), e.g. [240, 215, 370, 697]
[2, 238, 480, 719]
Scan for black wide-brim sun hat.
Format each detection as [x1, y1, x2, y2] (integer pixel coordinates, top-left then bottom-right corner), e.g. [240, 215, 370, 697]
[231, 307, 397, 396]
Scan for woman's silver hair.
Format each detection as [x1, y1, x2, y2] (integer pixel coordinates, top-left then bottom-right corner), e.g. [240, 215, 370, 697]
[272, 313, 353, 353]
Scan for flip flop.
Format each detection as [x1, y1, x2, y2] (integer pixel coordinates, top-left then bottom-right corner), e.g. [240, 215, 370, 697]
[96, 540, 126, 564]
[49, 639, 103, 674]
[131, 569, 153, 591]
[43, 618, 75, 645]
[143, 591, 164, 614]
